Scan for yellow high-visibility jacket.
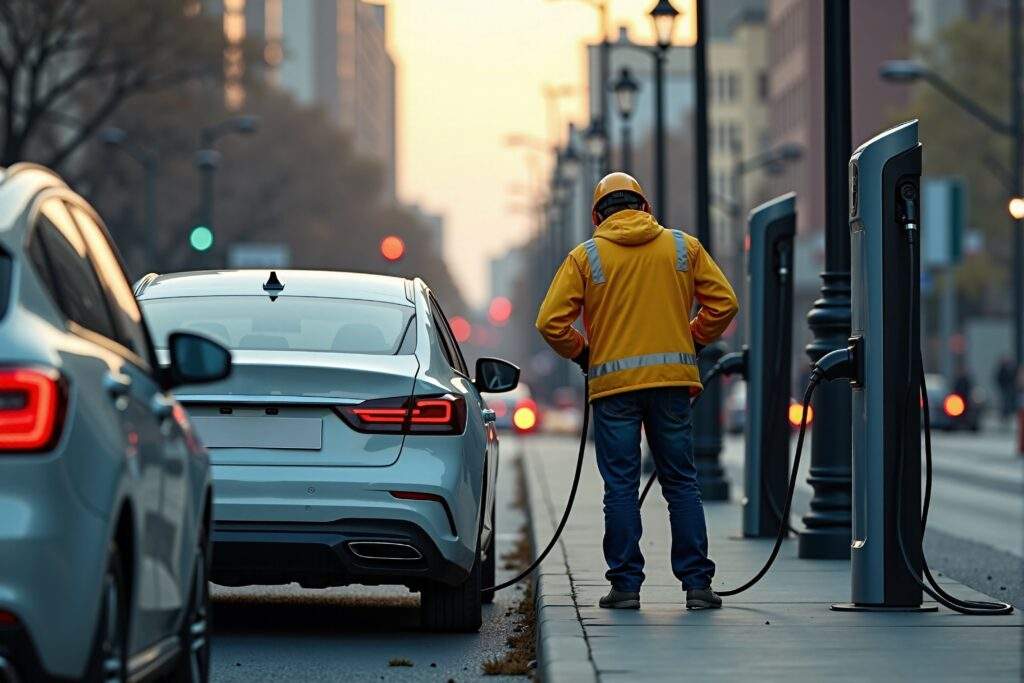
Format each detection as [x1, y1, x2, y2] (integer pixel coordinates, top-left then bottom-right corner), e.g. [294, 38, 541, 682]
[536, 209, 739, 402]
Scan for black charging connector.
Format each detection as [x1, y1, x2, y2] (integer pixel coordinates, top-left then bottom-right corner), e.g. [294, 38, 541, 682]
[813, 344, 857, 383]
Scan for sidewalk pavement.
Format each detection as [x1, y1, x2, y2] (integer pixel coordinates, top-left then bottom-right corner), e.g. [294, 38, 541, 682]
[523, 435, 1024, 682]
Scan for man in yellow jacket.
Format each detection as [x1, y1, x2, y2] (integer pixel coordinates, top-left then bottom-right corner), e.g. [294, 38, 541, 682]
[536, 172, 738, 610]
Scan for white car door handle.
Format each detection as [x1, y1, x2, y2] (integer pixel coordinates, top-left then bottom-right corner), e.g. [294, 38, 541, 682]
[482, 409, 496, 424]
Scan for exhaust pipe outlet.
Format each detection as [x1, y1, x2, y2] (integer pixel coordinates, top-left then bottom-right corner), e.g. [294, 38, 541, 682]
[348, 541, 423, 561]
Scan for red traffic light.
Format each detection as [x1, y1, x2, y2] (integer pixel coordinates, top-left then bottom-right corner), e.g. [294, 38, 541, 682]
[450, 316, 472, 343]
[488, 296, 512, 326]
[380, 235, 405, 262]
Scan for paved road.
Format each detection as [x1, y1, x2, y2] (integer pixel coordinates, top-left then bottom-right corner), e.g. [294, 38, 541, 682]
[208, 447, 530, 682]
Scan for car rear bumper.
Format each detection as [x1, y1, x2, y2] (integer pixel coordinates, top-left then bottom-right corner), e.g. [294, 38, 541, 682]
[210, 518, 470, 588]
[210, 439, 485, 581]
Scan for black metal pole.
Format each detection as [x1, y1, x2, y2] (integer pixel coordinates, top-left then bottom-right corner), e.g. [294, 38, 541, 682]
[690, 0, 729, 501]
[654, 50, 667, 222]
[798, 0, 853, 559]
[1012, 0, 1023, 381]
[621, 119, 633, 175]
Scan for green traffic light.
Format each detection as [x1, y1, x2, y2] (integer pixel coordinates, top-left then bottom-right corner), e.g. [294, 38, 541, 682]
[189, 226, 214, 252]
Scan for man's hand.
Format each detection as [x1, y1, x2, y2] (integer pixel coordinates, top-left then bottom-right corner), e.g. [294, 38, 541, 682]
[572, 345, 590, 373]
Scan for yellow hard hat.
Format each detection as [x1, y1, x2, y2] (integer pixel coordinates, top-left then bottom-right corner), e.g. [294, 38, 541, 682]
[592, 172, 648, 212]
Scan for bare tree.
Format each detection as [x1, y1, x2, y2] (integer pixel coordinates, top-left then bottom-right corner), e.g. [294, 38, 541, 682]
[0, 0, 235, 169]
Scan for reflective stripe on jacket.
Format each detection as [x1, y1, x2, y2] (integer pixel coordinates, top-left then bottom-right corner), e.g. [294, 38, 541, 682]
[535, 209, 739, 401]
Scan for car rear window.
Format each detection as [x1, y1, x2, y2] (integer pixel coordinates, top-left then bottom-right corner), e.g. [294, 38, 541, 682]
[0, 249, 10, 322]
[141, 295, 416, 355]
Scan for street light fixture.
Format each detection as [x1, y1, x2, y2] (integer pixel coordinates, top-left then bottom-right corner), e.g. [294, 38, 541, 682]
[613, 66, 640, 121]
[649, 0, 680, 50]
[584, 117, 608, 162]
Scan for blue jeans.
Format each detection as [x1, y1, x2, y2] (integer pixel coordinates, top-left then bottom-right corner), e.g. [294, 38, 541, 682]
[593, 387, 716, 592]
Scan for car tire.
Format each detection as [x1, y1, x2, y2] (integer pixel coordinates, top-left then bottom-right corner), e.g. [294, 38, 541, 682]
[87, 544, 128, 683]
[170, 537, 211, 682]
[481, 507, 496, 604]
[420, 555, 483, 632]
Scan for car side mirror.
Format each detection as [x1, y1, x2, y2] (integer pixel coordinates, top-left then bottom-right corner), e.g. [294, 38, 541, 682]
[474, 357, 520, 393]
[165, 332, 232, 389]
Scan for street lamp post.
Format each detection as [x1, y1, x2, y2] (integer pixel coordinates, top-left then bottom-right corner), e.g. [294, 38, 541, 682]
[613, 67, 640, 174]
[800, 0, 853, 560]
[680, 0, 730, 500]
[650, 0, 679, 226]
[99, 127, 158, 270]
[194, 114, 259, 262]
[880, 2, 1024, 378]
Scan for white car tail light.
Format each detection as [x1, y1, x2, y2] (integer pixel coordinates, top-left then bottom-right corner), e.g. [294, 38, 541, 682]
[335, 394, 467, 435]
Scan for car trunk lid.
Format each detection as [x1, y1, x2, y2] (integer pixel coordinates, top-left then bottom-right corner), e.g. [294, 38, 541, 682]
[174, 349, 418, 467]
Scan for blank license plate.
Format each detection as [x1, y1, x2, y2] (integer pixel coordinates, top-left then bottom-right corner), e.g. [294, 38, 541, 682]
[191, 417, 323, 450]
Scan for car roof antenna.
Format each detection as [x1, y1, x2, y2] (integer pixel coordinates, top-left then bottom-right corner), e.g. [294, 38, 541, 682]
[263, 271, 284, 301]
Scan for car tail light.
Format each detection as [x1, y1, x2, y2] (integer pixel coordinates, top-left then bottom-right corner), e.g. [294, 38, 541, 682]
[0, 368, 65, 452]
[335, 394, 467, 435]
[788, 401, 814, 429]
[943, 393, 966, 418]
[513, 399, 539, 434]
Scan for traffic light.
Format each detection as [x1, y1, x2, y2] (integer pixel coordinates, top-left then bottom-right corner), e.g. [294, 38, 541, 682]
[189, 225, 214, 252]
[488, 296, 512, 326]
[380, 235, 405, 262]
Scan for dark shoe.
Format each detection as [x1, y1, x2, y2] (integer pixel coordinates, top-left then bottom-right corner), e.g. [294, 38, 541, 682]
[686, 588, 722, 610]
[599, 589, 640, 609]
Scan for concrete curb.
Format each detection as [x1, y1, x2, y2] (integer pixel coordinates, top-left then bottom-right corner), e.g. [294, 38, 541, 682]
[523, 449, 598, 683]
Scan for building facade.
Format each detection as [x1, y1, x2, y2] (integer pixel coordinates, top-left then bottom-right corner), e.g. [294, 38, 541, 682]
[708, 8, 770, 282]
[208, 0, 397, 201]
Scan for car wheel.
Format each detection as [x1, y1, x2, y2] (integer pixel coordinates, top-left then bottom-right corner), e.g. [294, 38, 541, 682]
[171, 538, 211, 682]
[87, 544, 128, 683]
[482, 507, 496, 604]
[420, 555, 483, 632]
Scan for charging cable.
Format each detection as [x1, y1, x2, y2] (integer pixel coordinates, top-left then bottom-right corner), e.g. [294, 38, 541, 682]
[893, 192, 1013, 615]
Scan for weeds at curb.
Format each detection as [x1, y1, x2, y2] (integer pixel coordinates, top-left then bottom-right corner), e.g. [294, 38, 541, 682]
[482, 457, 536, 677]
[388, 658, 413, 667]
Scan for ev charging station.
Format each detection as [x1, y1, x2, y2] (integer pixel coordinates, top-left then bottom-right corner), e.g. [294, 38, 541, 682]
[833, 120, 933, 612]
[741, 193, 797, 538]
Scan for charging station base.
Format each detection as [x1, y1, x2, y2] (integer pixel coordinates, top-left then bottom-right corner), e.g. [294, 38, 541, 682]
[830, 603, 938, 613]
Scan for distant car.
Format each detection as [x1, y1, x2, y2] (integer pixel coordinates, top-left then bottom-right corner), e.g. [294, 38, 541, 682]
[925, 374, 982, 432]
[0, 164, 231, 682]
[136, 269, 520, 632]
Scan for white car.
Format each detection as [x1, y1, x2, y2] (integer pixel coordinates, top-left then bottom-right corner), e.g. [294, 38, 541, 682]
[136, 269, 519, 632]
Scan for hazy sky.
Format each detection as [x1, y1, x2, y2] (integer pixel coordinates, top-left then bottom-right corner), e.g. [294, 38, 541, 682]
[388, 0, 691, 307]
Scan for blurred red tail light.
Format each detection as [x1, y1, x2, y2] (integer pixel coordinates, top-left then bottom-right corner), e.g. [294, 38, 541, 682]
[0, 368, 66, 452]
[336, 394, 466, 435]
[943, 393, 966, 418]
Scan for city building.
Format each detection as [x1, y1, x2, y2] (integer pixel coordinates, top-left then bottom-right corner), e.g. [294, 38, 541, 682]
[207, 0, 397, 201]
[489, 245, 527, 303]
[764, 0, 911, 242]
[406, 202, 446, 260]
[708, 7, 770, 282]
